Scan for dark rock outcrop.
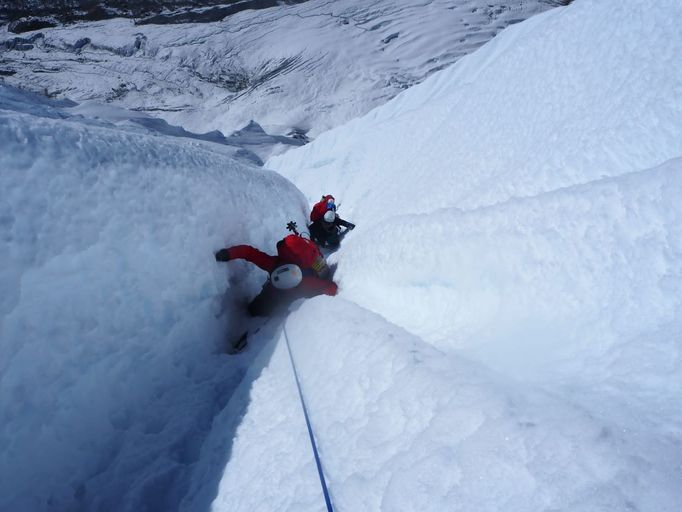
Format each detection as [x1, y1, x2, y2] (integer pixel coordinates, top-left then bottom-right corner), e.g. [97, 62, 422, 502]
[0, 0, 308, 33]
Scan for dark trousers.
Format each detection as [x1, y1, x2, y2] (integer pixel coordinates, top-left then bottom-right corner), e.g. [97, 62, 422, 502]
[309, 222, 346, 249]
[247, 284, 304, 317]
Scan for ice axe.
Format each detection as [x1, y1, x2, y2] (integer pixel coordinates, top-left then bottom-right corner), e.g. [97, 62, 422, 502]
[286, 221, 300, 235]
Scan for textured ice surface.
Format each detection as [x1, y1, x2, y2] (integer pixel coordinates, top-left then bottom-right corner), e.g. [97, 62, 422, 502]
[0, 85, 308, 511]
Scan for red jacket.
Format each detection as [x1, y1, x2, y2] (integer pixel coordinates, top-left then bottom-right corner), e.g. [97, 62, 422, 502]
[226, 245, 338, 296]
[310, 195, 335, 223]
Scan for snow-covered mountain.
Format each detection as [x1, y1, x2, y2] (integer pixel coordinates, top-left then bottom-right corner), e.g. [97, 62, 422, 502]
[2, 0, 682, 511]
[1, 0, 561, 144]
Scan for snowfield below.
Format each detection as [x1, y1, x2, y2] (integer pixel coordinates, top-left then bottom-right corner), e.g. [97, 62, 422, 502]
[2, 0, 682, 511]
[0, 0, 558, 141]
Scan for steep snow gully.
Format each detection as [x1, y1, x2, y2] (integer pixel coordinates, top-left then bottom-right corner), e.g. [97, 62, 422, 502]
[0, 84, 305, 512]
[2, 0, 682, 511]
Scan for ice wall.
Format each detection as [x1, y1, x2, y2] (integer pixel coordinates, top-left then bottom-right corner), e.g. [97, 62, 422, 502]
[0, 86, 306, 511]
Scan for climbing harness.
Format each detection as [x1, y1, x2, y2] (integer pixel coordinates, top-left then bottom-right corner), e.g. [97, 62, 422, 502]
[282, 323, 335, 512]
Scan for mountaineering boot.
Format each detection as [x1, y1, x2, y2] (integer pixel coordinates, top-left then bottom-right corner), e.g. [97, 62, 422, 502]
[226, 320, 265, 354]
[227, 331, 248, 354]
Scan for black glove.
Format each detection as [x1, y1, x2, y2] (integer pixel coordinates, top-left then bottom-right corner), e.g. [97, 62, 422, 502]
[215, 249, 231, 262]
[347, 223, 356, 230]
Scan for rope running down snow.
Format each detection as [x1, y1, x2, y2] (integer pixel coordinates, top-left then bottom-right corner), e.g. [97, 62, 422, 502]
[282, 323, 335, 512]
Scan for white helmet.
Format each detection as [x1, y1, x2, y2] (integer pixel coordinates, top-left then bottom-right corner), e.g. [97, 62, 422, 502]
[323, 210, 336, 223]
[271, 264, 303, 290]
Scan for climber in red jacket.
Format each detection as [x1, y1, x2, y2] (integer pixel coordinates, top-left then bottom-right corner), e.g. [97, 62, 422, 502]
[215, 230, 337, 317]
[309, 194, 356, 249]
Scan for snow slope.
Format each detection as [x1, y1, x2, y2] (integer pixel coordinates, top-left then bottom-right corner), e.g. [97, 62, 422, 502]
[3, 0, 682, 510]
[268, 0, 682, 377]
[0, 0, 558, 139]
[336, 158, 682, 419]
[0, 84, 308, 511]
[211, 298, 680, 511]
[270, 0, 682, 224]
[227, 0, 681, 509]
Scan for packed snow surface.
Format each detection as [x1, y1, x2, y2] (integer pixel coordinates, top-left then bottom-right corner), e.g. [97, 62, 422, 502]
[3, 0, 682, 510]
[262, 0, 682, 509]
[214, 298, 680, 511]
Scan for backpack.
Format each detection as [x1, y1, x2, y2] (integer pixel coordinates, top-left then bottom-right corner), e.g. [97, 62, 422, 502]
[310, 195, 335, 222]
[277, 234, 329, 277]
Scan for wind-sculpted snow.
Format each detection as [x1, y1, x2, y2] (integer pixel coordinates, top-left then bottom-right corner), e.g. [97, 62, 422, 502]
[3, 0, 682, 509]
[269, 0, 682, 395]
[0, 0, 558, 139]
[269, 0, 682, 225]
[190, 330, 322, 512]
[0, 85, 309, 511]
[212, 298, 680, 511]
[336, 159, 682, 409]
[256, 0, 682, 508]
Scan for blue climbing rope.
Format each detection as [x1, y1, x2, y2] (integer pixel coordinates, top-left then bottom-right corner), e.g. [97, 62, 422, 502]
[282, 323, 335, 512]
